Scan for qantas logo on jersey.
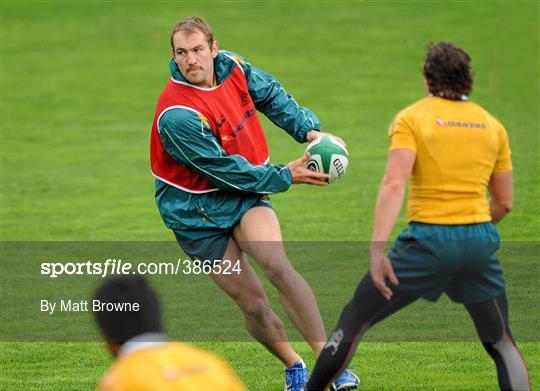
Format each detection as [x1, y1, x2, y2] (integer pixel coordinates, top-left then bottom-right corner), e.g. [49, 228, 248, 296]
[436, 118, 486, 129]
[436, 118, 448, 127]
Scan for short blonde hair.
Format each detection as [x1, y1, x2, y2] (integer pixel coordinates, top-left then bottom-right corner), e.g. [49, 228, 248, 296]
[170, 16, 214, 49]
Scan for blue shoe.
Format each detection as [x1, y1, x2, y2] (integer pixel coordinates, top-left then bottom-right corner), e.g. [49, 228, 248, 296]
[285, 360, 308, 391]
[330, 369, 360, 391]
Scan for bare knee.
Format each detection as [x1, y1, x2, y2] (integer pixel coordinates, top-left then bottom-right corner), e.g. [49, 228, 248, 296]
[260, 256, 295, 287]
[238, 295, 272, 323]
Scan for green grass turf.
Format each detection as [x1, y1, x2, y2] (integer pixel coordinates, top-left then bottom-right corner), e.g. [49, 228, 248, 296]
[1, 342, 539, 391]
[1, 1, 538, 390]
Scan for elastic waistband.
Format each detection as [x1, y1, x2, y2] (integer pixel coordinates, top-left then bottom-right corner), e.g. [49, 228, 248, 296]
[408, 221, 499, 241]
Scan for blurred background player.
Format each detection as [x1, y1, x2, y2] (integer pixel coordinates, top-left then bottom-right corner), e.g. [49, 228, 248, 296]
[305, 42, 530, 390]
[94, 276, 247, 391]
[150, 16, 358, 391]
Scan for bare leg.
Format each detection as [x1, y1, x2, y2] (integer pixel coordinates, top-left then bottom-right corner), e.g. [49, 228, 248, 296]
[233, 206, 327, 356]
[211, 237, 301, 367]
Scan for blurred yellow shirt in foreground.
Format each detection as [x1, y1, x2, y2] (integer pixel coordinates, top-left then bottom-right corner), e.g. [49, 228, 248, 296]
[99, 342, 246, 391]
[389, 96, 512, 225]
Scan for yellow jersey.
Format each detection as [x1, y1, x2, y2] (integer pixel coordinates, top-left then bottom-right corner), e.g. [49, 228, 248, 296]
[388, 96, 512, 224]
[98, 342, 246, 391]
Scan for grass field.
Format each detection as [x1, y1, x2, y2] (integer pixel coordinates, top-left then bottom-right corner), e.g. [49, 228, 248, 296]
[1, 1, 539, 390]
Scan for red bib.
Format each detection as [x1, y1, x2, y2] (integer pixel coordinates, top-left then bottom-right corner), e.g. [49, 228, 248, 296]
[150, 65, 269, 193]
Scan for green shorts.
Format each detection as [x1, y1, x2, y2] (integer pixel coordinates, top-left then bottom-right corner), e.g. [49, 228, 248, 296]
[389, 222, 505, 303]
[173, 196, 273, 263]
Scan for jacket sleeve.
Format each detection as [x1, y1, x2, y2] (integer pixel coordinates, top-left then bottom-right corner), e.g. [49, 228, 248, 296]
[226, 52, 320, 143]
[158, 108, 292, 194]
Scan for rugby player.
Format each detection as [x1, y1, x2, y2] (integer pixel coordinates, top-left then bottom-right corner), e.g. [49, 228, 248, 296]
[305, 42, 530, 390]
[94, 276, 247, 391]
[150, 16, 359, 391]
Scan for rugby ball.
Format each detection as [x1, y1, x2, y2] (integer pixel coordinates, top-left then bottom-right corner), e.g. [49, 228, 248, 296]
[304, 135, 349, 184]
